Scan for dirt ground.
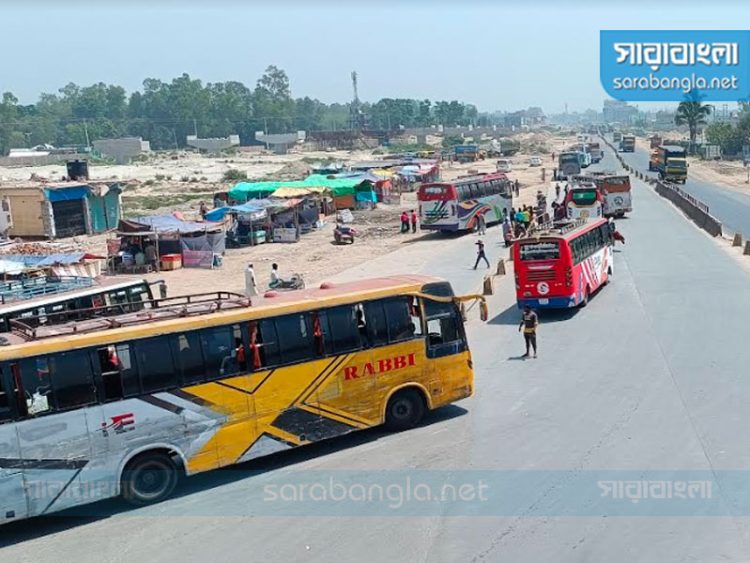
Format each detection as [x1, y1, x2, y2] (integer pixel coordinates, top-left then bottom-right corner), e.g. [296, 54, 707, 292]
[0, 131, 576, 297]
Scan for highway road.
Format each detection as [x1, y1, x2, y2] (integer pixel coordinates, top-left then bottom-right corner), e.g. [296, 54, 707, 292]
[4, 153, 750, 561]
[616, 139, 750, 237]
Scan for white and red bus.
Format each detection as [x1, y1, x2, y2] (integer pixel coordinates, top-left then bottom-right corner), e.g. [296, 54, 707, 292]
[564, 182, 603, 220]
[513, 218, 614, 309]
[418, 172, 512, 232]
[596, 174, 632, 218]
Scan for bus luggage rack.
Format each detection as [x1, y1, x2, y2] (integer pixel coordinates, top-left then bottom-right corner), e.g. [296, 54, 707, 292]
[525, 218, 587, 237]
[0, 275, 94, 304]
[10, 291, 251, 341]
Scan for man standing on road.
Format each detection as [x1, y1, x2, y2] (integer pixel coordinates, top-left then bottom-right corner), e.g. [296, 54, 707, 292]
[518, 305, 538, 358]
[502, 217, 512, 247]
[410, 209, 418, 233]
[473, 239, 490, 269]
[245, 263, 258, 297]
[476, 213, 487, 235]
[400, 211, 409, 233]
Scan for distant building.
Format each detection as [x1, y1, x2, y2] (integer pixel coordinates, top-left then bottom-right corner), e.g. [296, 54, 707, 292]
[603, 100, 639, 125]
[503, 107, 546, 128]
[0, 181, 123, 238]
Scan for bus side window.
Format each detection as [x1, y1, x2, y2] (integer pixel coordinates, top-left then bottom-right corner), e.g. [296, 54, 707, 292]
[409, 297, 424, 337]
[18, 358, 52, 416]
[383, 297, 416, 343]
[321, 306, 361, 354]
[362, 300, 388, 347]
[258, 319, 281, 367]
[135, 337, 177, 393]
[172, 332, 205, 385]
[98, 344, 139, 401]
[274, 314, 315, 365]
[49, 351, 97, 410]
[424, 301, 464, 358]
[200, 326, 236, 379]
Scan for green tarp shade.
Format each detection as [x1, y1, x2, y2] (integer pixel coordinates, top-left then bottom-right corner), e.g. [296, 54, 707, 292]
[229, 174, 361, 202]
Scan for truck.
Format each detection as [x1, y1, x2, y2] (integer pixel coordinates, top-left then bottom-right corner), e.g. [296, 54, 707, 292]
[649, 135, 662, 149]
[588, 142, 603, 163]
[613, 132, 622, 144]
[619, 135, 636, 152]
[556, 151, 582, 179]
[653, 145, 687, 183]
[453, 144, 480, 163]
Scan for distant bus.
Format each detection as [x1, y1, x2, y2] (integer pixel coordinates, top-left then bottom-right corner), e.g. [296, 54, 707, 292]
[564, 184, 604, 220]
[0, 278, 165, 332]
[418, 172, 512, 232]
[596, 175, 632, 217]
[513, 218, 614, 309]
[0, 275, 482, 523]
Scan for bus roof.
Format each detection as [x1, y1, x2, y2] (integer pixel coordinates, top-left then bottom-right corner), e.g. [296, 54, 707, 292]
[516, 218, 608, 242]
[422, 172, 507, 188]
[0, 275, 446, 359]
[0, 277, 155, 315]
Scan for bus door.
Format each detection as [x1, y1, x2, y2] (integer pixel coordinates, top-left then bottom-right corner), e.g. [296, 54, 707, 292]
[12, 352, 97, 516]
[0, 365, 28, 522]
[423, 298, 467, 398]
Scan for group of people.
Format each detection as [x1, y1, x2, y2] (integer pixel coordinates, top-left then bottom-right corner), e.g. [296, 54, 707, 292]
[400, 210, 419, 233]
[244, 262, 284, 297]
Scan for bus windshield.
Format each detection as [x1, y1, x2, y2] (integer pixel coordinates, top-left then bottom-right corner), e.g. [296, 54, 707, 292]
[519, 241, 560, 261]
[571, 190, 597, 205]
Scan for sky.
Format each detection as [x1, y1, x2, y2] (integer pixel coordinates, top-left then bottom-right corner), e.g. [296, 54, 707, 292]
[1, 1, 748, 113]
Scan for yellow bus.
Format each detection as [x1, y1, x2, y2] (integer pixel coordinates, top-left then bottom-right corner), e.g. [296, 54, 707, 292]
[0, 275, 483, 523]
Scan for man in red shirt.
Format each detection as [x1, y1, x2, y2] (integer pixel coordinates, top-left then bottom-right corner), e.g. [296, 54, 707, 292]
[410, 209, 418, 233]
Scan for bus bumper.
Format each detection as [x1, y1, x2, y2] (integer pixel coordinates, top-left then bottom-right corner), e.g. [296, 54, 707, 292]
[517, 296, 577, 309]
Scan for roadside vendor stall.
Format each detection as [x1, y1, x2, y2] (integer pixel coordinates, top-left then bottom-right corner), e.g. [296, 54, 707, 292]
[116, 214, 226, 270]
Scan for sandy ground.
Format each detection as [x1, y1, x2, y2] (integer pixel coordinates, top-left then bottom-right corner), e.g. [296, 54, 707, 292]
[0, 131, 576, 297]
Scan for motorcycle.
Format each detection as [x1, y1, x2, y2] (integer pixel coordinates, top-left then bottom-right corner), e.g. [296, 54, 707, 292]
[269, 273, 306, 291]
[333, 224, 358, 244]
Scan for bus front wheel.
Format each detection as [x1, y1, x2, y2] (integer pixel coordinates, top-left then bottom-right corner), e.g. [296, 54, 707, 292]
[385, 389, 425, 431]
[121, 452, 180, 506]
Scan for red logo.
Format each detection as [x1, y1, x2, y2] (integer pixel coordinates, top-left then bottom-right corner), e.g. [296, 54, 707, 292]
[343, 353, 416, 381]
[100, 413, 135, 436]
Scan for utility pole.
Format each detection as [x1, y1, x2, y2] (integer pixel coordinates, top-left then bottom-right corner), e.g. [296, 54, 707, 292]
[172, 129, 179, 150]
[264, 117, 268, 135]
[193, 118, 198, 137]
[83, 119, 90, 148]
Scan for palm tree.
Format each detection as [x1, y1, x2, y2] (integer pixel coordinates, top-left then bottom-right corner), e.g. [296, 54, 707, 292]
[675, 95, 712, 144]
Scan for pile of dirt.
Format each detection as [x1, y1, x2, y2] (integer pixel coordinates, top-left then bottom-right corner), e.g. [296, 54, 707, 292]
[263, 161, 311, 181]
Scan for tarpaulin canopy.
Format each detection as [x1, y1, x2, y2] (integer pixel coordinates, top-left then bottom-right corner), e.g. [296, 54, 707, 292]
[204, 202, 268, 222]
[229, 175, 363, 202]
[119, 215, 222, 234]
[45, 185, 89, 202]
[0, 253, 103, 269]
[271, 186, 330, 199]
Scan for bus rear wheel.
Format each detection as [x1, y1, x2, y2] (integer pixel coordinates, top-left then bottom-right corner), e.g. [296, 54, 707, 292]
[385, 389, 425, 431]
[121, 452, 180, 506]
[580, 287, 590, 307]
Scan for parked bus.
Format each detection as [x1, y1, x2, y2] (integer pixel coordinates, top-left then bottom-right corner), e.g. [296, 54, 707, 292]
[418, 172, 512, 232]
[0, 278, 166, 332]
[0, 275, 484, 523]
[564, 183, 603, 220]
[513, 218, 614, 309]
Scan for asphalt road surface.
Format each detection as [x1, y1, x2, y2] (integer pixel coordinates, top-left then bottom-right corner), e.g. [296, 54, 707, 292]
[617, 139, 750, 237]
[4, 156, 750, 562]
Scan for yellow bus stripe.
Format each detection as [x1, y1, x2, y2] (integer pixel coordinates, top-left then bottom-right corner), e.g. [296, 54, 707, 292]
[298, 404, 370, 429]
[315, 403, 375, 427]
[297, 354, 351, 405]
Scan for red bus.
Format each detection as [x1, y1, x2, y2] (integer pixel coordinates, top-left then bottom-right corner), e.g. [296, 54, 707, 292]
[513, 218, 614, 309]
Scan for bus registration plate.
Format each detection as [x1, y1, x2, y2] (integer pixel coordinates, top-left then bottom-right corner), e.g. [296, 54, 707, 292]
[538, 298, 549, 305]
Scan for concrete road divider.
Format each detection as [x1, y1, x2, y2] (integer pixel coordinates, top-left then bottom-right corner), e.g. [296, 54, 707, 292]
[482, 275, 494, 296]
[496, 260, 506, 275]
[733, 233, 743, 247]
[745, 241, 750, 256]
[654, 181, 723, 237]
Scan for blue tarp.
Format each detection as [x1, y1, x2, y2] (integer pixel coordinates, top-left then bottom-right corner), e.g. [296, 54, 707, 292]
[204, 202, 268, 222]
[46, 186, 89, 202]
[130, 215, 215, 234]
[0, 253, 89, 266]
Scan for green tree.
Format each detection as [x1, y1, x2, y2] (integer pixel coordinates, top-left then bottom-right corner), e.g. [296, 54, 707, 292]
[675, 93, 712, 144]
[254, 65, 295, 133]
